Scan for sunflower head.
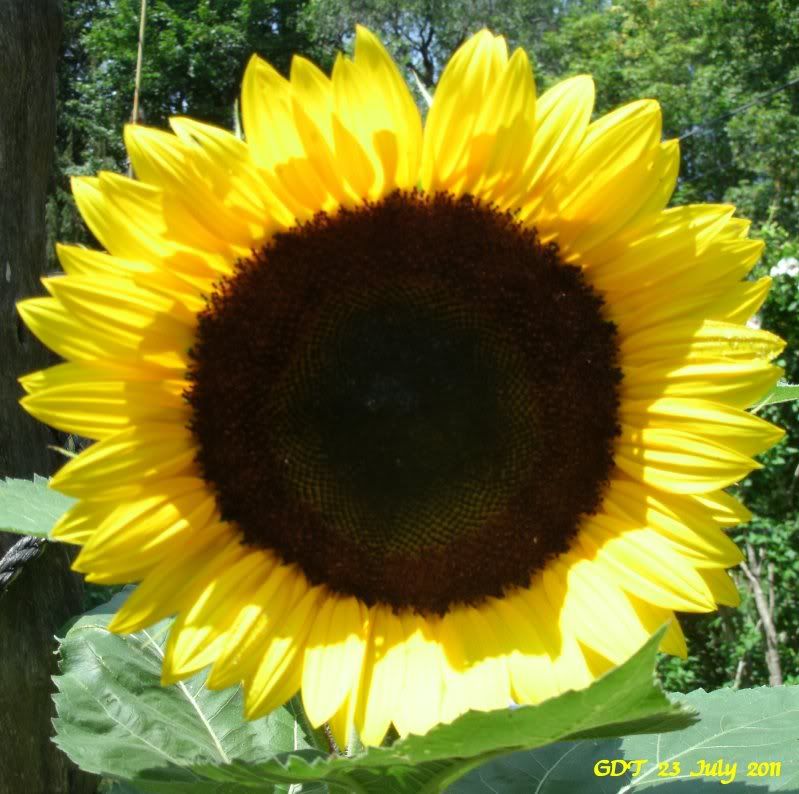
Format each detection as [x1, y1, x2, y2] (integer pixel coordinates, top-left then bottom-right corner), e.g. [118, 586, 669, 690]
[18, 26, 784, 746]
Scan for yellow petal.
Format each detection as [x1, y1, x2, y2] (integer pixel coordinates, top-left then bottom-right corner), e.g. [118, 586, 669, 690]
[693, 489, 752, 527]
[72, 478, 217, 573]
[620, 397, 784, 456]
[549, 555, 663, 664]
[613, 277, 772, 334]
[543, 99, 662, 225]
[528, 577, 594, 692]
[593, 222, 763, 298]
[43, 273, 195, 339]
[97, 171, 235, 263]
[421, 30, 508, 191]
[290, 95, 353, 208]
[603, 479, 747, 568]
[489, 592, 560, 704]
[55, 243, 153, 278]
[169, 115, 293, 230]
[302, 595, 369, 726]
[616, 425, 760, 494]
[242, 54, 303, 170]
[355, 605, 406, 746]
[621, 320, 785, 367]
[72, 176, 169, 263]
[341, 26, 422, 193]
[290, 55, 334, 142]
[701, 567, 740, 607]
[207, 560, 302, 689]
[17, 297, 184, 373]
[124, 124, 256, 251]
[587, 204, 735, 282]
[622, 358, 782, 409]
[552, 139, 680, 257]
[438, 605, 511, 723]
[244, 584, 323, 720]
[108, 527, 238, 634]
[329, 97, 376, 199]
[604, 479, 744, 566]
[581, 518, 718, 611]
[518, 75, 594, 216]
[392, 613, 445, 737]
[455, 47, 537, 202]
[162, 549, 271, 683]
[247, 660, 304, 725]
[624, 594, 686, 657]
[50, 423, 197, 498]
[21, 370, 189, 439]
[48, 500, 101, 545]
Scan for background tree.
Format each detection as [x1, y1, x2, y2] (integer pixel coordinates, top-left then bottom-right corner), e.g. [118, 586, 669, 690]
[299, 0, 576, 85]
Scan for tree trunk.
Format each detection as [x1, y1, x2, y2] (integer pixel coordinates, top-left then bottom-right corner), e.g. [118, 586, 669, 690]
[0, 2, 97, 792]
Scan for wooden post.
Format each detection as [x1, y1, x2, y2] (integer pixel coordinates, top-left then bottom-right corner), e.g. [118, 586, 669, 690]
[0, 2, 97, 791]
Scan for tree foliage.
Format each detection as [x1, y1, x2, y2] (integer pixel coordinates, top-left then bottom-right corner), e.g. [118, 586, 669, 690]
[50, 0, 320, 259]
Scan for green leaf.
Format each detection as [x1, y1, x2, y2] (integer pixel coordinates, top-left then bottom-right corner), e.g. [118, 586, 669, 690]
[127, 627, 694, 793]
[447, 739, 621, 793]
[0, 475, 74, 537]
[449, 685, 799, 792]
[753, 381, 799, 409]
[53, 590, 325, 787]
[619, 686, 799, 791]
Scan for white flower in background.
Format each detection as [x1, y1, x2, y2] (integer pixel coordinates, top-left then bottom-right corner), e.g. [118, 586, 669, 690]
[748, 314, 763, 330]
[770, 256, 799, 277]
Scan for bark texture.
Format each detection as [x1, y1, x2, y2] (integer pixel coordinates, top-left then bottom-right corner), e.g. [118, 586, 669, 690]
[0, 2, 97, 791]
[0, 0, 61, 488]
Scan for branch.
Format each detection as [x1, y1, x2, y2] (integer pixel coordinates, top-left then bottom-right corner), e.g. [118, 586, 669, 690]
[768, 560, 776, 621]
[733, 656, 746, 689]
[740, 542, 783, 686]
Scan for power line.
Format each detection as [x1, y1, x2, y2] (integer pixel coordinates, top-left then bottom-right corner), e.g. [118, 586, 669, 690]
[679, 74, 799, 140]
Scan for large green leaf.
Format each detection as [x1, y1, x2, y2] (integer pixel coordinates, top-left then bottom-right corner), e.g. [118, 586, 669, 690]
[447, 739, 621, 794]
[0, 475, 74, 537]
[124, 627, 692, 793]
[619, 686, 799, 791]
[53, 590, 325, 789]
[449, 686, 799, 792]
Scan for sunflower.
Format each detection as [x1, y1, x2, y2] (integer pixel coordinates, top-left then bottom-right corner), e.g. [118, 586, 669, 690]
[19, 27, 784, 747]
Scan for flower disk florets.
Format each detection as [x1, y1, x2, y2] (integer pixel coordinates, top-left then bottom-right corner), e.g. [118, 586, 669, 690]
[186, 191, 621, 613]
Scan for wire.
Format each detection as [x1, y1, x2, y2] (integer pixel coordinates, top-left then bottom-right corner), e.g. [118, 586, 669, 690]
[0, 536, 46, 597]
[679, 74, 799, 140]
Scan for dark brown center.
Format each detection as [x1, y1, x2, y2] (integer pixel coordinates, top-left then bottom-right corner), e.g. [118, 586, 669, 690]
[186, 191, 621, 614]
